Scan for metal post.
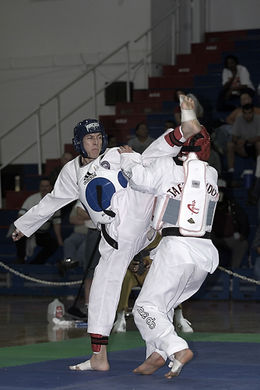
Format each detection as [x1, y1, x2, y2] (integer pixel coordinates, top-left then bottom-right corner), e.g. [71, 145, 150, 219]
[36, 108, 43, 175]
[55, 95, 62, 157]
[126, 43, 131, 103]
[171, 11, 176, 65]
[190, 0, 194, 44]
[175, 1, 180, 55]
[205, 0, 210, 33]
[93, 69, 97, 118]
[0, 174, 2, 209]
[0, 136, 2, 167]
[143, 32, 149, 89]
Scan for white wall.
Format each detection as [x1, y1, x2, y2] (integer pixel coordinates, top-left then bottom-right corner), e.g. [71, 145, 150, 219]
[0, 0, 151, 163]
[206, 0, 260, 32]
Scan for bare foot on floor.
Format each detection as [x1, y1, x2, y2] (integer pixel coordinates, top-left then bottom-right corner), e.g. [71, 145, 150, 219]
[69, 346, 110, 371]
[165, 348, 193, 379]
[133, 352, 165, 375]
[89, 353, 110, 371]
[180, 95, 201, 139]
[69, 356, 110, 371]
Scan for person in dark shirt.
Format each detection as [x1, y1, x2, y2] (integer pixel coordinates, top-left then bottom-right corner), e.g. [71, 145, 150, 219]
[212, 185, 249, 268]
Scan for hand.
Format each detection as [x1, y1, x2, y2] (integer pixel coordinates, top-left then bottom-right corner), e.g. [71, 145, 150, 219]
[129, 260, 139, 273]
[118, 145, 133, 154]
[12, 228, 24, 241]
[236, 139, 245, 147]
[142, 257, 151, 270]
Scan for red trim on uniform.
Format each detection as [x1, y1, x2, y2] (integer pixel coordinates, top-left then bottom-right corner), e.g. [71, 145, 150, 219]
[174, 126, 183, 141]
[164, 126, 185, 147]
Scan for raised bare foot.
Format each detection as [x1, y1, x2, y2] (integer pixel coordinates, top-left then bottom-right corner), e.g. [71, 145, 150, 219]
[133, 352, 165, 375]
[179, 95, 201, 140]
[69, 346, 110, 371]
[165, 348, 193, 379]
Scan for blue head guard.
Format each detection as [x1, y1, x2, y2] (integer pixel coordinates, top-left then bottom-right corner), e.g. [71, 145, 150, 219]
[72, 119, 108, 158]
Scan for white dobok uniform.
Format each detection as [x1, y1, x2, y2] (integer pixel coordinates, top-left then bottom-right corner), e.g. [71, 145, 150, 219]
[120, 150, 219, 360]
[14, 130, 184, 336]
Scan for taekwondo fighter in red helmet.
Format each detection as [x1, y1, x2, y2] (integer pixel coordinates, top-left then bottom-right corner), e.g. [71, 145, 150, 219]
[119, 96, 219, 379]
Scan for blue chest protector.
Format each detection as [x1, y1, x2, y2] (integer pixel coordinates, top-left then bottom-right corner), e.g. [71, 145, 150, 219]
[79, 169, 128, 226]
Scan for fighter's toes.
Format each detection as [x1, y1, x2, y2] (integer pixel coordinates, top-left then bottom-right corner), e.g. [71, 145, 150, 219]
[165, 348, 193, 379]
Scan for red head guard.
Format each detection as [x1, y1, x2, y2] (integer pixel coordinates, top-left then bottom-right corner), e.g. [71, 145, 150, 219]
[179, 126, 210, 161]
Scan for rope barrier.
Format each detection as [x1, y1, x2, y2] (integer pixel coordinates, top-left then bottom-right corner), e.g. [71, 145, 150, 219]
[0, 260, 82, 286]
[218, 266, 260, 285]
[0, 260, 259, 287]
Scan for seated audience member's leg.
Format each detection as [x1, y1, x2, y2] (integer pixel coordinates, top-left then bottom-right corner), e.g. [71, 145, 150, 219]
[224, 237, 248, 268]
[63, 232, 84, 262]
[15, 236, 27, 263]
[113, 270, 139, 333]
[83, 229, 101, 305]
[77, 238, 86, 265]
[117, 270, 138, 313]
[31, 233, 59, 264]
[254, 257, 260, 280]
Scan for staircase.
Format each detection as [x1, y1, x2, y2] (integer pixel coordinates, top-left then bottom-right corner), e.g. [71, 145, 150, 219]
[100, 28, 260, 143]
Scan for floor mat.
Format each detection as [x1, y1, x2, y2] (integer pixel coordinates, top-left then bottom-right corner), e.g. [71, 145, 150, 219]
[1, 341, 260, 390]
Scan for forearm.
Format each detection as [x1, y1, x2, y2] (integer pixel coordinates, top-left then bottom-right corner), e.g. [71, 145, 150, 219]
[76, 207, 91, 220]
[231, 135, 240, 144]
[69, 215, 86, 225]
[247, 136, 260, 144]
[226, 111, 237, 125]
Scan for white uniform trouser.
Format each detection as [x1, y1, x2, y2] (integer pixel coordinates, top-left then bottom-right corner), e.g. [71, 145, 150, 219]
[133, 236, 213, 360]
[88, 189, 154, 336]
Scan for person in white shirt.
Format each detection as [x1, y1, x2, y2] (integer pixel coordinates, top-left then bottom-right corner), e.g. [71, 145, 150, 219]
[217, 55, 255, 112]
[14, 177, 63, 264]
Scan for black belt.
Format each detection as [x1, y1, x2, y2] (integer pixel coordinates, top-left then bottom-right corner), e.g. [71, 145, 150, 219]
[162, 227, 211, 239]
[101, 224, 118, 249]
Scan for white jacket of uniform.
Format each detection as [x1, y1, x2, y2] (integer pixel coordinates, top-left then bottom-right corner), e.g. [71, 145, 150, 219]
[121, 151, 219, 274]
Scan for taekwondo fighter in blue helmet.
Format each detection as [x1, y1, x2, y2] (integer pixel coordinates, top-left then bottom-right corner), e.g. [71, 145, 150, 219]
[12, 97, 206, 373]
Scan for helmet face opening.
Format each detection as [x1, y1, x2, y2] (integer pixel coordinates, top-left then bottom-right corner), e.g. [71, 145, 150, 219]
[178, 127, 210, 162]
[72, 119, 108, 158]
